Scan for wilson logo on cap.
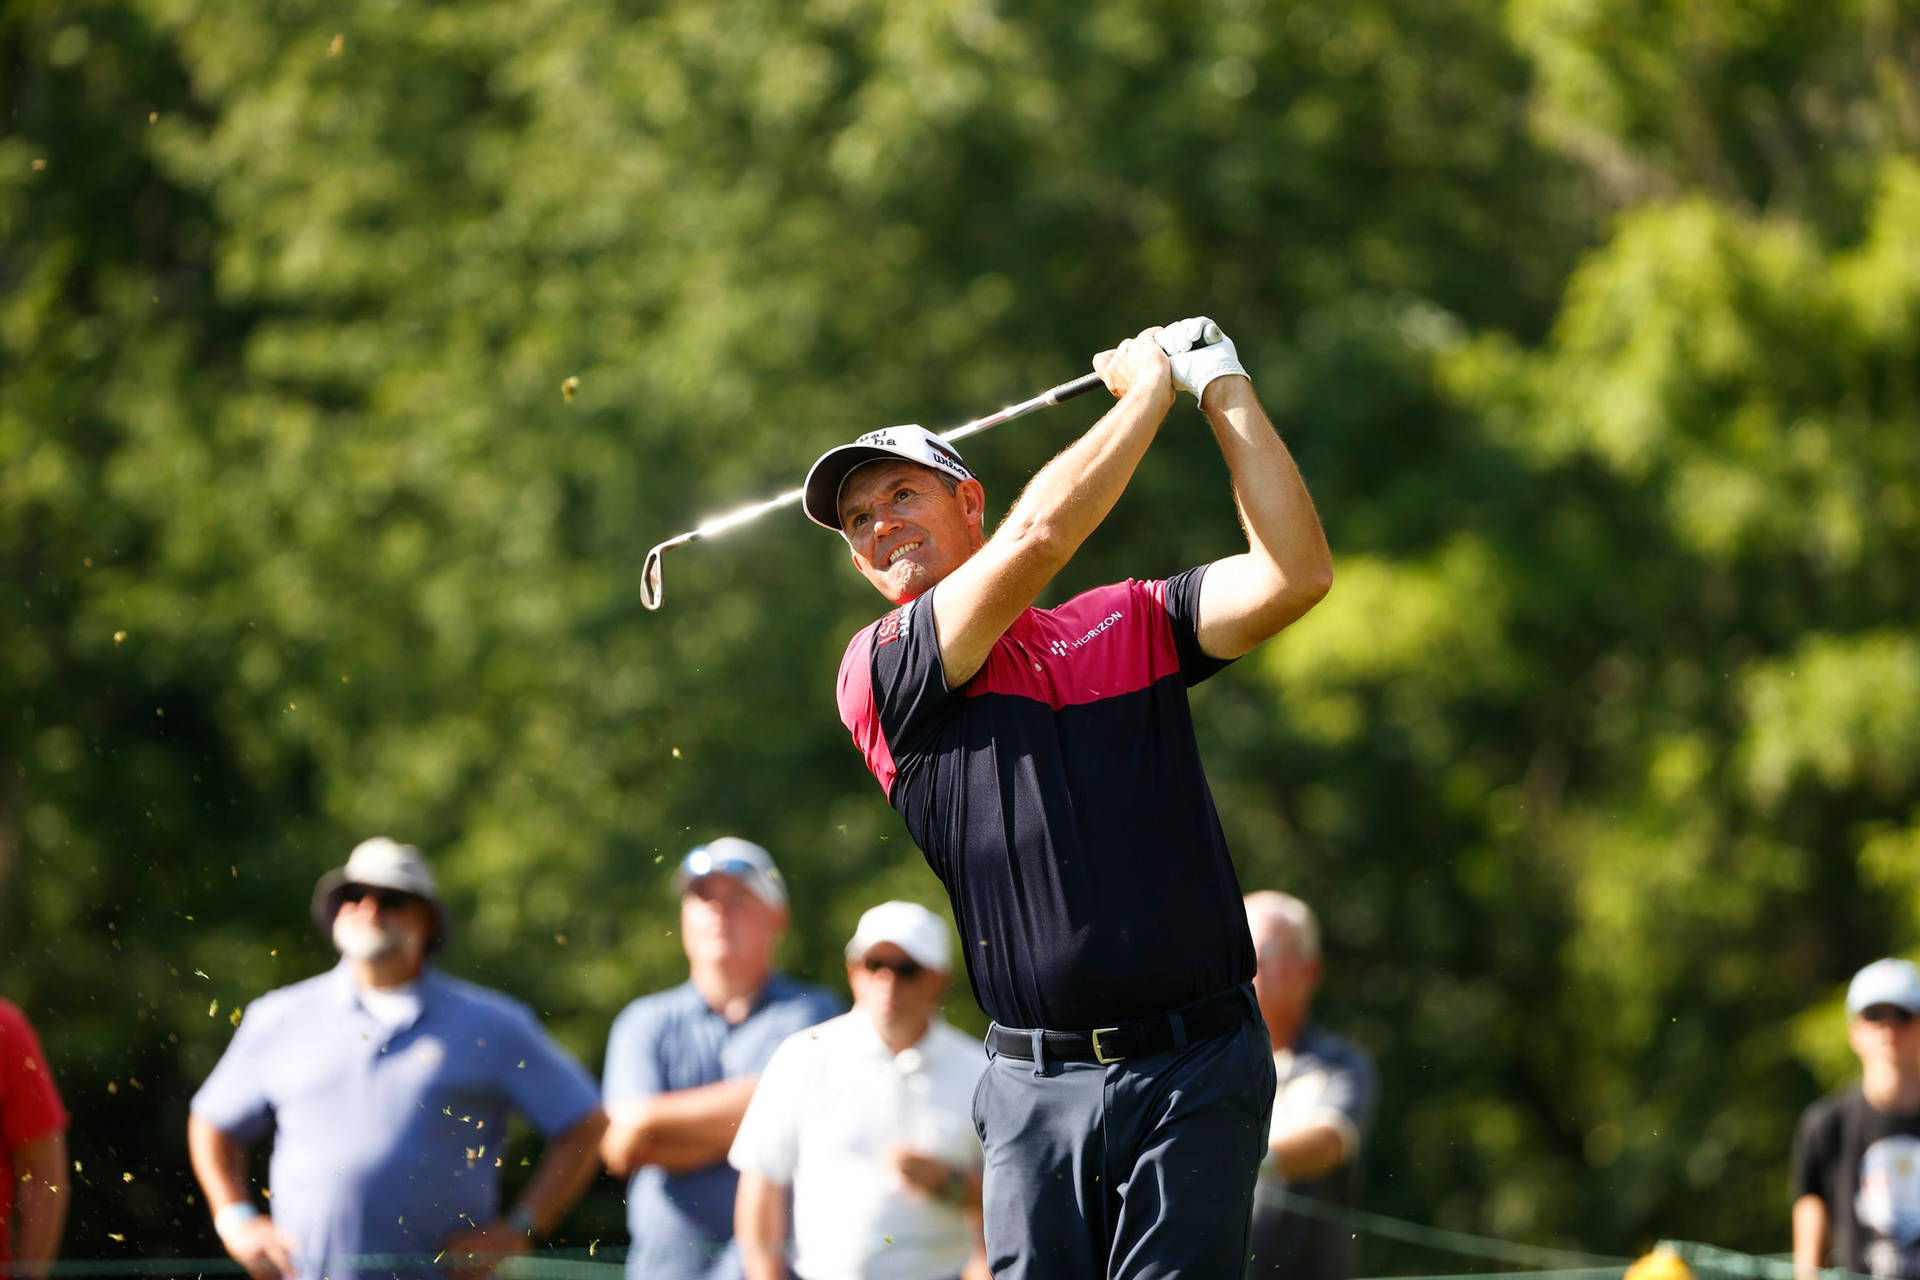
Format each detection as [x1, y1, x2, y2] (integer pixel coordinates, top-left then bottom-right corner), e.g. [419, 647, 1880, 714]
[926, 439, 968, 472]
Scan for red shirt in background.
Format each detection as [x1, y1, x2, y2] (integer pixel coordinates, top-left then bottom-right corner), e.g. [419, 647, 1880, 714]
[0, 999, 68, 1265]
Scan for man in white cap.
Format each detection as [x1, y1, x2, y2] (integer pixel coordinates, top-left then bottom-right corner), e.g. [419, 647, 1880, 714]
[729, 901, 988, 1280]
[1793, 957, 1920, 1280]
[188, 837, 608, 1280]
[601, 838, 840, 1280]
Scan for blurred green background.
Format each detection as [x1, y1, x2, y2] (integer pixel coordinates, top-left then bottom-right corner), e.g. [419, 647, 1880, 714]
[5, 0, 1920, 1267]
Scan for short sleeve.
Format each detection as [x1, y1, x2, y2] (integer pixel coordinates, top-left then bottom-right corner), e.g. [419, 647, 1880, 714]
[1317, 1042, 1378, 1141]
[838, 593, 956, 796]
[602, 999, 670, 1105]
[1162, 565, 1236, 686]
[0, 1002, 66, 1148]
[492, 1005, 602, 1136]
[1272, 1034, 1377, 1163]
[733, 988, 842, 1078]
[726, 1033, 811, 1184]
[190, 998, 279, 1144]
[1792, 1102, 1835, 1203]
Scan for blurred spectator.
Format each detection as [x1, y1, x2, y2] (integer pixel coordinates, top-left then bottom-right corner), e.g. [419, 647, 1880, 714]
[188, 837, 607, 1280]
[602, 838, 840, 1280]
[1244, 891, 1376, 1280]
[1, 998, 68, 1280]
[730, 901, 988, 1280]
[1793, 957, 1920, 1280]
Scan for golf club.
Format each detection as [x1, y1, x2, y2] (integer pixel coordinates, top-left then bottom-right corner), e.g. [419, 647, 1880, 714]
[639, 324, 1223, 611]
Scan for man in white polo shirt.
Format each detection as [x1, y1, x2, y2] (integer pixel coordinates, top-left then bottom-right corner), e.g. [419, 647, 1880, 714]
[729, 901, 988, 1280]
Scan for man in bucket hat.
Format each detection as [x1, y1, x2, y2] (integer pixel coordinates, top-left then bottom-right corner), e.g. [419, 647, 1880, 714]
[188, 838, 607, 1280]
[601, 837, 840, 1280]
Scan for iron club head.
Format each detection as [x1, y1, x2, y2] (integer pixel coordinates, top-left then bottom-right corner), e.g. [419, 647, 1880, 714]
[640, 542, 668, 611]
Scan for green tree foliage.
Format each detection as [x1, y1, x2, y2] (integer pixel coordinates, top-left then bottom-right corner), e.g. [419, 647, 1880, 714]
[4, 0, 1916, 1263]
[1259, 158, 1920, 1247]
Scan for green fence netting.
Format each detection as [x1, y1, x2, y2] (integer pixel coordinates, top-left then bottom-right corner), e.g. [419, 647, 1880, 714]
[10, 1201, 1828, 1280]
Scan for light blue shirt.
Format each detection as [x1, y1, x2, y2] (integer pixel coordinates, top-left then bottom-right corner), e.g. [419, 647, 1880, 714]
[603, 976, 841, 1280]
[192, 962, 601, 1280]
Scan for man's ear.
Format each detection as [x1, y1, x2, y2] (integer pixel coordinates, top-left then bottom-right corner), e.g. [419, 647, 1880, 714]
[959, 478, 988, 530]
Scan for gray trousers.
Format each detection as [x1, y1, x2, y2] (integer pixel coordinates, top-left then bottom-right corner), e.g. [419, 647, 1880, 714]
[971, 1009, 1276, 1279]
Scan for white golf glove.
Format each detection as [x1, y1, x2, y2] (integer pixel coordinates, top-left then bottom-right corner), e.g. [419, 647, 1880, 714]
[1155, 315, 1248, 405]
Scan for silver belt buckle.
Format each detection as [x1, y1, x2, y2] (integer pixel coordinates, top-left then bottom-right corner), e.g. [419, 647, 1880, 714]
[1090, 1026, 1124, 1064]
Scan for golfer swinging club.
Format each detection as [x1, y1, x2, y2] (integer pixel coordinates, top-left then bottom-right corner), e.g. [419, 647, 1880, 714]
[803, 317, 1333, 1277]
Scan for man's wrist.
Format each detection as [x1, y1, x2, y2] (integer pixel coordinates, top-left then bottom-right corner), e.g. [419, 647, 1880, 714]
[1120, 378, 1175, 412]
[213, 1200, 261, 1238]
[1199, 373, 1254, 415]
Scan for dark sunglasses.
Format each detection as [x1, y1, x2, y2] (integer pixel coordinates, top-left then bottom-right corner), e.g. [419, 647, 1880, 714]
[1859, 1004, 1916, 1026]
[340, 885, 419, 911]
[860, 956, 925, 980]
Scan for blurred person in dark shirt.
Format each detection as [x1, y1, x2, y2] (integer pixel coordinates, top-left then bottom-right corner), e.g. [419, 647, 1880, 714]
[1794, 958, 1920, 1280]
[1245, 891, 1375, 1280]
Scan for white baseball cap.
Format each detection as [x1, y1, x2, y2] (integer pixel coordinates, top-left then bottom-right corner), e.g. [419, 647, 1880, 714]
[845, 900, 952, 974]
[311, 837, 450, 952]
[671, 837, 789, 910]
[803, 425, 975, 531]
[1847, 958, 1920, 1015]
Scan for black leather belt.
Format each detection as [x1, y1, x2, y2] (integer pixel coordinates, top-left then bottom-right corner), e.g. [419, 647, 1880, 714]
[987, 987, 1253, 1065]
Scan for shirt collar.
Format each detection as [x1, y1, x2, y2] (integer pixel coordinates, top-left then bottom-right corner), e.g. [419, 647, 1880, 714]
[852, 1009, 944, 1062]
[327, 959, 441, 1013]
[689, 973, 785, 1023]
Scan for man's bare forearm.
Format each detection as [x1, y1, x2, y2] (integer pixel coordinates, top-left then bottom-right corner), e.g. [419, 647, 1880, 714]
[1194, 378, 1332, 658]
[14, 1131, 68, 1278]
[1269, 1122, 1348, 1182]
[735, 1170, 790, 1280]
[512, 1110, 607, 1233]
[188, 1114, 255, 1210]
[935, 371, 1174, 684]
[1792, 1194, 1828, 1280]
[602, 1077, 758, 1175]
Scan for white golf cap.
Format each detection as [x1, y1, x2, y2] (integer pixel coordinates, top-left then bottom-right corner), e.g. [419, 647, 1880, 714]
[311, 837, 450, 952]
[1847, 958, 1920, 1015]
[671, 836, 788, 910]
[845, 900, 951, 974]
[803, 425, 974, 531]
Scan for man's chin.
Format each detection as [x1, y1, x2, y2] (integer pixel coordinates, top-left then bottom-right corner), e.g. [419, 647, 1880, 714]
[883, 565, 939, 604]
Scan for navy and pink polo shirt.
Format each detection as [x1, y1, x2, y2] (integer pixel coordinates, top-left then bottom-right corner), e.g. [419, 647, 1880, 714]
[837, 566, 1256, 1031]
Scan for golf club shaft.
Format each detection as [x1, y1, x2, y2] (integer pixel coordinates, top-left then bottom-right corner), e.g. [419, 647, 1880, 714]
[689, 371, 1101, 538]
[640, 370, 1105, 610]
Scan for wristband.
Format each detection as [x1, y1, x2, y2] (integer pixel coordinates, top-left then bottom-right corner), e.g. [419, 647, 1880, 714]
[506, 1205, 539, 1238]
[214, 1201, 261, 1238]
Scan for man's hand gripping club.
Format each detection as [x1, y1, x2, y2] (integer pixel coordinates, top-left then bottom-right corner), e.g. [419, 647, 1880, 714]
[929, 325, 1182, 685]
